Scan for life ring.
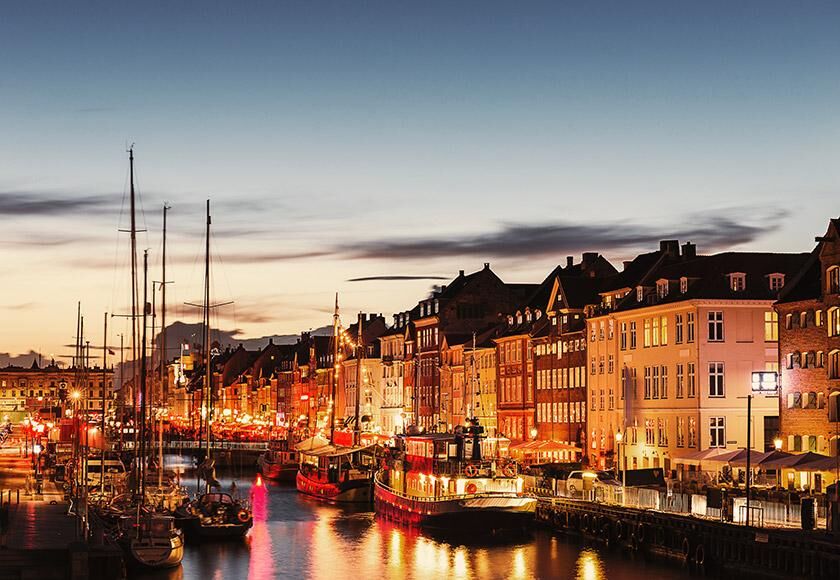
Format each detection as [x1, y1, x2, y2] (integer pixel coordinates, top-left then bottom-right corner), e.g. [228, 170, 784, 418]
[237, 509, 250, 523]
[694, 544, 705, 569]
[502, 464, 516, 478]
[466, 483, 478, 495]
[465, 465, 479, 478]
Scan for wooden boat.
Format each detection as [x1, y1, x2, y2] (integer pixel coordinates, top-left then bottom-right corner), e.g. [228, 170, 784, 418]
[374, 420, 535, 529]
[295, 436, 376, 503]
[258, 439, 298, 482]
[118, 511, 184, 569]
[175, 492, 252, 540]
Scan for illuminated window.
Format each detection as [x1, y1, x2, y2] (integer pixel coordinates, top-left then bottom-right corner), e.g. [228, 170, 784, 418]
[728, 273, 746, 292]
[656, 279, 669, 299]
[828, 265, 840, 294]
[680, 277, 688, 294]
[764, 311, 778, 341]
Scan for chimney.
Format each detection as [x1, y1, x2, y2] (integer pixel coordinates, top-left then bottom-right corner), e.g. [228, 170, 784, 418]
[484, 262, 490, 270]
[623, 261, 632, 270]
[459, 270, 465, 277]
[682, 242, 696, 259]
[582, 252, 597, 264]
[659, 240, 680, 257]
[566, 256, 574, 268]
[441, 284, 447, 292]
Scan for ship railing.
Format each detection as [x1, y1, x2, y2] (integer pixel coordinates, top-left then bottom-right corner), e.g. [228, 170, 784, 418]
[373, 471, 520, 504]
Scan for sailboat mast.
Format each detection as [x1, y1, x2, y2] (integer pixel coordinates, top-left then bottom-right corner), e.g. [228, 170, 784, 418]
[329, 294, 339, 443]
[101, 312, 107, 489]
[158, 203, 169, 489]
[203, 200, 212, 465]
[129, 148, 140, 460]
[139, 250, 149, 500]
[354, 313, 363, 445]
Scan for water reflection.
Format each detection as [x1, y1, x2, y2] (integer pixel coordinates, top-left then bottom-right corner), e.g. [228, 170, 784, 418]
[131, 462, 683, 580]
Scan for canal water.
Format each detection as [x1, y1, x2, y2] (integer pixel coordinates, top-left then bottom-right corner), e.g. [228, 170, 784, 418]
[134, 458, 685, 580]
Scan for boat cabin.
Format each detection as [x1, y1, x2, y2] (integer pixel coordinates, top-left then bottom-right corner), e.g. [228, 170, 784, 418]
[298, 444, 376, 485]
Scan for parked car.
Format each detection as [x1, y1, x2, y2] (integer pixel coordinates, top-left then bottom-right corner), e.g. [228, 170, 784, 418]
[565, 470, 620, 495]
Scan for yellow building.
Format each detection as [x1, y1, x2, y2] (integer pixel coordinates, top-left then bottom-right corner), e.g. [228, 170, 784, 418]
[587, 244, 808, 477]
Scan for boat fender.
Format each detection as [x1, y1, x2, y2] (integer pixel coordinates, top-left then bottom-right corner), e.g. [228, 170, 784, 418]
[614, 520, 624, 540]
[581, 513, 589, 533]
[681, 537, 691, 567]
[237, 510, 250, 523]
[636, 522, 646, 543]
[465, 465, 479, 478]
[466, 483, 478, 494]
[502, 464, 516, 478]
[694, 544, 705, 569]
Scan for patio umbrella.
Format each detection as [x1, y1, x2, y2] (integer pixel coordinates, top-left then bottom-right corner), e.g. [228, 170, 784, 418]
[724, 449, 772, 467]
[790, 455, 840, 473]
[755, 449, 793, 467]
[676, 447, 732, 465]
[761, 451, 828, 470]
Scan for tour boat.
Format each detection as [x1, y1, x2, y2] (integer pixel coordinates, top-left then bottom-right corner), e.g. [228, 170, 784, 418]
[295, 434, 377, 503]
[258, 439, 299, 482]
[175, 492, 253, 540]
[374, 420, 536, 529]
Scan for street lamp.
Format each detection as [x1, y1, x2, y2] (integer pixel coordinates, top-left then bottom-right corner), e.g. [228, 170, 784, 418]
[615, 430, 625, 505]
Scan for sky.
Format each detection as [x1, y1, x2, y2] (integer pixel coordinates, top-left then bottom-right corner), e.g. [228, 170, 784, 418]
[1, 1, 839, 363]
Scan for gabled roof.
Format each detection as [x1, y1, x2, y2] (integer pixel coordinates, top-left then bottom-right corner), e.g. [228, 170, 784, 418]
[777, 218, 840, 305]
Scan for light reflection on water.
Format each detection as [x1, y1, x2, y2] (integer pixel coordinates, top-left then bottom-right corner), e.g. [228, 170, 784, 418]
[132, 464, 682, 580]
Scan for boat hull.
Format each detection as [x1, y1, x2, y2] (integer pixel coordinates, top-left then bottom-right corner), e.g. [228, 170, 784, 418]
[374, 477, 535, 529]
[122, 532, 184, 569]
[258, 457, 298, 482]
[296, 471, 372, 504]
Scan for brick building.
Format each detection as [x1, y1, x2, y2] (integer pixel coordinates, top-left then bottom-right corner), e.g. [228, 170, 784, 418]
[776, 218, 840, 457]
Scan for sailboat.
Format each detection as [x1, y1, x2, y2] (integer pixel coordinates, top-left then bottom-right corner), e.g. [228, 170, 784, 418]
[295, 301, 378, 503]
[113, 151, 183, 567]
[175, 200, 253, 540]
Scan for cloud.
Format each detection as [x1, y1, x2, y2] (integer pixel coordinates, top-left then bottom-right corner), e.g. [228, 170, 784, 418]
[347, 275, 449, 282]
[0, 191, 119, 216]
[344, 209, 780, 261]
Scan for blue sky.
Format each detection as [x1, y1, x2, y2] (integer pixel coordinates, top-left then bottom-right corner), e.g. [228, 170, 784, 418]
[1, 1, 838, 360]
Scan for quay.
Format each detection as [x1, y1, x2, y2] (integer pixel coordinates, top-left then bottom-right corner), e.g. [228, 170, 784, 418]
[0, 440, 124, 580]
[536, 496, 840, 579]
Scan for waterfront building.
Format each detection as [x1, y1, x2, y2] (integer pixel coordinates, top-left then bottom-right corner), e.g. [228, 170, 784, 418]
[0, 358, 115, 419]
[776, 218, 840, 458]
[588, 241, 809, 476]
[377, 314, 411, 435]
[337, 313, 387, 432]
[407, 264, 531, 431]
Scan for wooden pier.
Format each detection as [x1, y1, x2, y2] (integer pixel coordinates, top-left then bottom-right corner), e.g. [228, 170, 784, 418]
[536, 497, 840, 579]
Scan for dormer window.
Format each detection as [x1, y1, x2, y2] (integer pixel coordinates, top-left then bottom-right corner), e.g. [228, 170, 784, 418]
[525, 309, 532, 323]
[828, 266, 840, 294]
[433, 299, 439, 314]
[507, 315, 514, 325]
[768, 273, 785, 292]
[656, 279, 669, 299]
[535, 309, 542, 319]
[636, 286, 644, 302]
[516, 311, 523, 324]
[729, 273, 746, 292]
[680, 277, 688, 294]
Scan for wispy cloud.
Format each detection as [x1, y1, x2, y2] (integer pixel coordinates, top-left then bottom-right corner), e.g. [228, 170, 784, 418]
[0, 191, 117, 216]
[347, 275, 449, 282]
[344, 209, 781, 261]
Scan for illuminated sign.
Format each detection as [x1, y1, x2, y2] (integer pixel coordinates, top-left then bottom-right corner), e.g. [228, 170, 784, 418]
[751, 371, 778, 393]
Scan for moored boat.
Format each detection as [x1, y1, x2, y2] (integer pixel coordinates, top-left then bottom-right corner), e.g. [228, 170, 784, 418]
[374, 420, 536, 529]
[175, 492, 253, 540]
[295, 435, 376, 503]
[118, 511, 184, 569]
[258, 439, 298, 482]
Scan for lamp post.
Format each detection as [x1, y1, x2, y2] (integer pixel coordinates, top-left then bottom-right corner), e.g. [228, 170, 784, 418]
[615, 430, 625, 505]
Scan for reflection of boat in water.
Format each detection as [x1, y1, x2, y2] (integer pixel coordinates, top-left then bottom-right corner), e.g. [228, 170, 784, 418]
[258, 439, 298, 482]
[374, 419, 535, 529]
[118, 511, 184, 569]
[174, 492, 253, 540]
[295, 436, 377, 503]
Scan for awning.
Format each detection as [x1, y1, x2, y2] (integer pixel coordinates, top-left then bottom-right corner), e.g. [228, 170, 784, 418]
[761, 451, 829, 470]
[510, 440, 580, 454]
[794, 456, 840, 472]
[674, 448, 731, 465]
[295, 435, 330, 452]
[705, 449, 770, 466]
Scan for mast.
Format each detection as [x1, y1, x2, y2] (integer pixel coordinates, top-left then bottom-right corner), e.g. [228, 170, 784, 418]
[203, 200, 212, 474]
[329, 293, 339, 443]
[157, 203, 170, 489]
[139, 250, 149, 501]
[354, 313, 363, 445]
[469, 331, 477, 421]
[101, 312, 108, 490]
[128, 148, 140, 463]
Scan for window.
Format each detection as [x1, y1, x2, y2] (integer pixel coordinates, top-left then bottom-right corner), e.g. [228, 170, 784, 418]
[828, 265, 840, 294]
[599, 321, 605, 340]
[688, 417, 697, 448]
[680, 277, 688, 294]
[661, 316, 668, 345]
[590, 357, 596, 375]
[637, 286, 644, 302]
[598, 356, 605, 374]
[645, 419, 655, 446]
[590, 323, 596, 342]
[676, 363, 685, 398]
[708, 311, 724, 341]
[829, 392, 840, 423]
[658, 418, 668, 446]
[660, 365, 668, 398]
[652, 317, 660, 346]
[608, 320, 614, 340]
[687, 363, 696, 397]
[652, 366, 660, 398]
[800, 311, 808, 328]
[629, 322, 637, 349]
[709, 362, 724, 397]
[644, 319, 651, 348]
[608, 355, 614, 374]
[764, 311, 778, 341]
[675, 314, 684, 344]
[657, 279, 669, 299]
[687, 313, 695, 342]
[644, 367, 651, 399]
[710, 417, 726, 447]
[769, 274, 785, 291]
[677, 417, 686, 447]
[729, 273, 746, 292]
[829, 350, 840, 380]
[620, 322, 627, 351]
[805, 392, 818, 409]
[829, 307, 840, 337]
[816, 310, 824, 326]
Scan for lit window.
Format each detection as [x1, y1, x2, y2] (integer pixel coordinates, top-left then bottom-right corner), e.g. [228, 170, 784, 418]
[657, 279, 669, 299]
[636, 286, 644, 302]
[828, 265, 840, 294]
[764, 311, 778, 341]
[728, 273, 746, 292]
[680, 277, 688, 294]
